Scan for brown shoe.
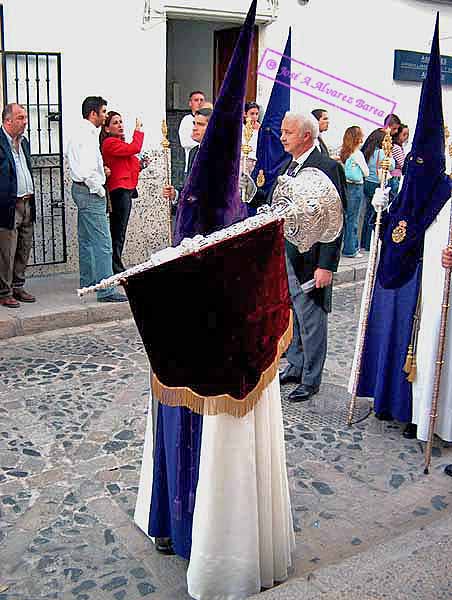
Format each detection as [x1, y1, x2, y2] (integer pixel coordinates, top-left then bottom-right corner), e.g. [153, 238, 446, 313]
[13, 289, 36, 303]
[0, 296, 20, 308]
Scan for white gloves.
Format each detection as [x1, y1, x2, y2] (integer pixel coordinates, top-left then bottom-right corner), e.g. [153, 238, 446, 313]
[372, 186, 391, 211]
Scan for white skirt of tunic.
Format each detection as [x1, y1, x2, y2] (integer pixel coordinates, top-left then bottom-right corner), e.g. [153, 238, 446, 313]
[187, 373, 295, 600]
[412, 199, 452, 442]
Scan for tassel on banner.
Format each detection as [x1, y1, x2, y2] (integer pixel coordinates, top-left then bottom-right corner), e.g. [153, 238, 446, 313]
[403, 345, 413, 374]
[407, 356, 417, 383]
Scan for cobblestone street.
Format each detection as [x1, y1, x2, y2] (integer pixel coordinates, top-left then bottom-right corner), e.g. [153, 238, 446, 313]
[0, 282, 451, 600]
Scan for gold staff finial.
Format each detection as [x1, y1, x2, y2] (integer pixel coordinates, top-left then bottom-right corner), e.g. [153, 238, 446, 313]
[378, 127, 393, 183]
[161, 119, 170, 151]
[241, 116, 254, 159]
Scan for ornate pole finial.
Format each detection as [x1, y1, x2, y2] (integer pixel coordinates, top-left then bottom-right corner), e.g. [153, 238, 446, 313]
[241, 116, 254, 159]
[378, 127, 393, 184]
[161, 119, 170, 151]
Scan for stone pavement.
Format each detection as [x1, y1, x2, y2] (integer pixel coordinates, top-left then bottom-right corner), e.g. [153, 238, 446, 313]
[0, 252, 369, 340]
[253, 513, 452, 599]
[0, 281, 451, 600]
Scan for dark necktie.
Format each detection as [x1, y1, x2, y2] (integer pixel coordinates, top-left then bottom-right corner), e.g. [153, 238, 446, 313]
[286, 160, 299, 177]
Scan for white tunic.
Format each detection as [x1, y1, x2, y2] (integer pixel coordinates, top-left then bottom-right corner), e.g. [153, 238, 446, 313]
[134, 374, 295, 600]
[412, 199, 452, 442]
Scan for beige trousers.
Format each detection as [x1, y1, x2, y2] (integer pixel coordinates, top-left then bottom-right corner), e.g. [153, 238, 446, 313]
[0, 198, 34, 298]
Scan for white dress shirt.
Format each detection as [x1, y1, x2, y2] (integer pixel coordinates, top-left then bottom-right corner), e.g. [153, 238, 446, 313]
[290, 145, 317, 176]
[178, 113, 199, 173]
[66, 119, 106, 197]
[2, 127, 34, 197]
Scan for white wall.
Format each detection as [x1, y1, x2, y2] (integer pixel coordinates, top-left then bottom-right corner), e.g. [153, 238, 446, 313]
[258, 0, 452, 150]
[3, 0, 167, 147]
[5, 0, 452, 152]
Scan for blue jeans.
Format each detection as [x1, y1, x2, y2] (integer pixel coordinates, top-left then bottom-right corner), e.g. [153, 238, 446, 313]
[361, 180, 380, 251]
[72, 183, 115, 299]
[342, 182, 363, 257]
[389, 176, 400, 201]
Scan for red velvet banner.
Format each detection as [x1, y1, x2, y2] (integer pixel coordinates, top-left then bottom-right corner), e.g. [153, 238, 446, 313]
[125, 220, 291, 416]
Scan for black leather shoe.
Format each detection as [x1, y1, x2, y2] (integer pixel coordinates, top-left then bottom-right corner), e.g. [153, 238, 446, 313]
[445, 464, 452, 477]
[155, 537, 175, 555]
[374, 411, 393, 421]
[279, 366, 301, 385]
[402, 423, 417, 439]
[288, 384, 319, 403]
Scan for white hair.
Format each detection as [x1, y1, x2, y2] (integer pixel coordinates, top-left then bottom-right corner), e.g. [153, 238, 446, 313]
[284, 111, 319, 140]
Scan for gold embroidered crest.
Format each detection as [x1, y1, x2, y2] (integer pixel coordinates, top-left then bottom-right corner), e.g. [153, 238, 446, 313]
[392, 220, 407, 243]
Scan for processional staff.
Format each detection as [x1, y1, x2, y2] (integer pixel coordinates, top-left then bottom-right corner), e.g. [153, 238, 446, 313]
[347, 128, 393, 425]
[161, 119, 172, 245]
[424, 127, 452, 474]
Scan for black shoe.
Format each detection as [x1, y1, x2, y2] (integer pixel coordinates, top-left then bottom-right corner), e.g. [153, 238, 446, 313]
[155, 537, 175, 555]
[374, 411, 393, 421]
[445, 464, 452, 477]
[288, 384, 319, 403]
[402, 423, 417, 439]
[279, 366, 301, 385]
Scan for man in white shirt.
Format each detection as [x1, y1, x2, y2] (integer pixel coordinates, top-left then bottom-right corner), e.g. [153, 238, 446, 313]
[311, 108, 330, 157]
[178, 90, 205, 174]
[66, 96, 126, 302]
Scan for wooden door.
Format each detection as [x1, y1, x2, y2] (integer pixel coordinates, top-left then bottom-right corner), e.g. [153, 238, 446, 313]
[213, 26, 258, 102]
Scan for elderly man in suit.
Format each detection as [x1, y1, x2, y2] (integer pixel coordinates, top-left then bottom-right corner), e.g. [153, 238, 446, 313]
[275, 112, 347, 402]
[0, 103, 36, 308]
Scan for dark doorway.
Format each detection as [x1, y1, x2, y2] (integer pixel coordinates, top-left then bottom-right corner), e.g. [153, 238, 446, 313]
[213, 26, 259, 102]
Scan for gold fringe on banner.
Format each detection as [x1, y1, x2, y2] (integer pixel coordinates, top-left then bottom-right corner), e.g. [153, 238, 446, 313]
[152, 311, 293, 418]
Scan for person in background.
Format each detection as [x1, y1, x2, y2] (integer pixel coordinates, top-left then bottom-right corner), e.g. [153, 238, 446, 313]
[0, 103, 36, 308]
[163, 107, 213, 204]
[340, 126, 369, 258]
[178, 90, 205, 174]
[311, 108, 330, 156]
[360, 129, 395, 251]
[100, 112, 145, 274]
[361, 113, 401, 158]
[277, 112, 347, 403]
[389, 124, 409, 199]
[242, 101, 261, 161]
[66, 96, 127, 303]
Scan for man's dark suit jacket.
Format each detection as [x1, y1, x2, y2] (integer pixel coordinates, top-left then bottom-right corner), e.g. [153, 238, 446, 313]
[0, 127, 35, 230]
[267, 147, 347, 313]
[187, 146, 199, 174]
[317, 136, 330, 157]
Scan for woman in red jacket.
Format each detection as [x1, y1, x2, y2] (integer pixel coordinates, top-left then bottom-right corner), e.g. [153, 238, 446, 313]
[101, 112, 144, 273]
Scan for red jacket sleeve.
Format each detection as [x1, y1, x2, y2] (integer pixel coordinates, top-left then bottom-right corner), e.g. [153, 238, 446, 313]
[102, 130, 144, 159]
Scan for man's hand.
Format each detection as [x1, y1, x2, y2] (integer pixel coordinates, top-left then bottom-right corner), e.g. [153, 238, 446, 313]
[135, 118, 143, 131]
[104, 165, 111, 178]
[372, 186, 390, 211]
[163, 185, 176, 201]
[314, 268, 332, 289]
[442, 247, 452, 269]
